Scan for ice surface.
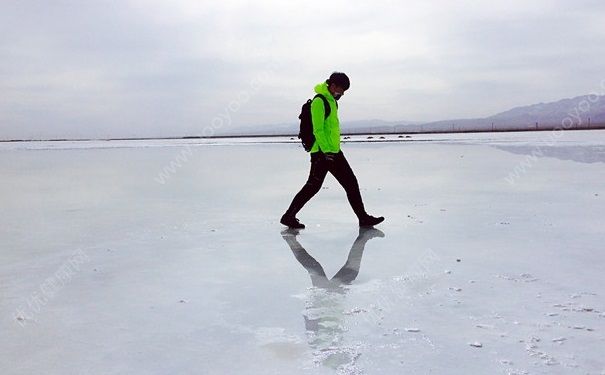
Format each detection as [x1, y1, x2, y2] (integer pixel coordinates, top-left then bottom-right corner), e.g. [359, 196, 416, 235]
[1, 130, 604, 374]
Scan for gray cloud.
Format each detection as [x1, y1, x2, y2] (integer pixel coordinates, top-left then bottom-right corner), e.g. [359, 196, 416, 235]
[1, 0, 605, 140]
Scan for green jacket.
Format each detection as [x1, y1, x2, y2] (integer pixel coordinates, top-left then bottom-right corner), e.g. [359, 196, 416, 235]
[310, 82, 341, 153]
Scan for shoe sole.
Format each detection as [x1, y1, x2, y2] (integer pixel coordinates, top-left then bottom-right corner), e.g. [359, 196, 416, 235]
[280, 219, 305, 229]
[359, 218, 385, 227]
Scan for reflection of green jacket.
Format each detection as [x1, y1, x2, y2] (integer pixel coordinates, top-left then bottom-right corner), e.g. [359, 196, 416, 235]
[310, 82, 341, 153]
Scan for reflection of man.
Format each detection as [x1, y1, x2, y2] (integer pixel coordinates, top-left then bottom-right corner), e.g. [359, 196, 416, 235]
[281, 227, 385, 370]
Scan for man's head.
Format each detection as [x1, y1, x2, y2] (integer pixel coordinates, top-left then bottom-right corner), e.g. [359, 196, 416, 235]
[326, 72, 350, 101]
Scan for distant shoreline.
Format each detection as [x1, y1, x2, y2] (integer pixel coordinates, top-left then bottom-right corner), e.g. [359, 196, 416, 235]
[2, 124, 605, 143]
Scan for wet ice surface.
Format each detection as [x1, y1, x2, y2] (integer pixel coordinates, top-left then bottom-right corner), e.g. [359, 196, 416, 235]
[1, 130, 605, 374]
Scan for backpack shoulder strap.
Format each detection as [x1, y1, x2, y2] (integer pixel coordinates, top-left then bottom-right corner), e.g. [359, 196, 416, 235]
[313, 94, 331, 119]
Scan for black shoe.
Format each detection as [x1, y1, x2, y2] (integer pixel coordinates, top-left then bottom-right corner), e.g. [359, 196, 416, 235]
[280, 214, 305, 229]
[359, 215, 385, 227]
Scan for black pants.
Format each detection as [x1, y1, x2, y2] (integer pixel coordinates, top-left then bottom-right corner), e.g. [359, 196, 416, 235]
[284, 151, 367, 219]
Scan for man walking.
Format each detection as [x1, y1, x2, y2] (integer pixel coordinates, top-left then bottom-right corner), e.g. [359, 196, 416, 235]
[280, 72, 385, 229]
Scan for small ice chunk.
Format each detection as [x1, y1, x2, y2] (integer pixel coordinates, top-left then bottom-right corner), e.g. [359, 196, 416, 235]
[552, 337, 566, 343]
[520, 273, 539, 282]
[544, 357, 558, 366]
[469, 342, 482, 348]
[405, 328, 420, 332]
[344, 307, 367, 315]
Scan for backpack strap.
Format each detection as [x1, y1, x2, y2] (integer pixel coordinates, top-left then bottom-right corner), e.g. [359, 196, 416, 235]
[313, 94, 331, 119]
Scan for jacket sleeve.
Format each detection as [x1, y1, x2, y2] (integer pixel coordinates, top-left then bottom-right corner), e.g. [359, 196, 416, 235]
[310, 97, 332, 152]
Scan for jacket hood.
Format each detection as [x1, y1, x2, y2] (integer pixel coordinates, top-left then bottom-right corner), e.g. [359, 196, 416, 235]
[314, 82, 334, 100]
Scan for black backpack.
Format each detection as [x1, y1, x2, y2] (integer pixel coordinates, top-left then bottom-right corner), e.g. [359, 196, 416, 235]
[298, 94, 332, 152]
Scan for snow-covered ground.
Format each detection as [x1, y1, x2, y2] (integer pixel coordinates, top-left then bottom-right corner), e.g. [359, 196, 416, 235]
[1, 130, 604, 374]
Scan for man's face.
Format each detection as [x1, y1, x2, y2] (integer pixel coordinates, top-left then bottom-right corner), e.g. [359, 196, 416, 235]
[329, 83, 346, 101]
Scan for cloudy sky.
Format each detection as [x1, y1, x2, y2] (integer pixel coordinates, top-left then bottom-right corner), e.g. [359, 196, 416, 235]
[1, 0, 605, 140]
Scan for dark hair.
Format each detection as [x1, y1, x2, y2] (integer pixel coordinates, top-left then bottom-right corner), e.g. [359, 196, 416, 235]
[326, 72, 350, 90]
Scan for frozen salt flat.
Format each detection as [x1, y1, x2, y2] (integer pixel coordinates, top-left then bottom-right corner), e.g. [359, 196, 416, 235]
[1, 130, 605, 374]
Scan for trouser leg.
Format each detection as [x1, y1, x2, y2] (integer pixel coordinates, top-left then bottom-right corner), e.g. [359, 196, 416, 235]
[329, 151, 368, 219]
[283, 237, 330, 287]
[332, 234, 367, 284]
[284, 153, 329, 217]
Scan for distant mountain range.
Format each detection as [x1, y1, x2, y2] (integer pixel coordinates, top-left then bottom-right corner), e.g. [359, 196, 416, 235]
[414, 94, 605, 133]
[4, 94, 604, 142]
[216, 94, 605, 136]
